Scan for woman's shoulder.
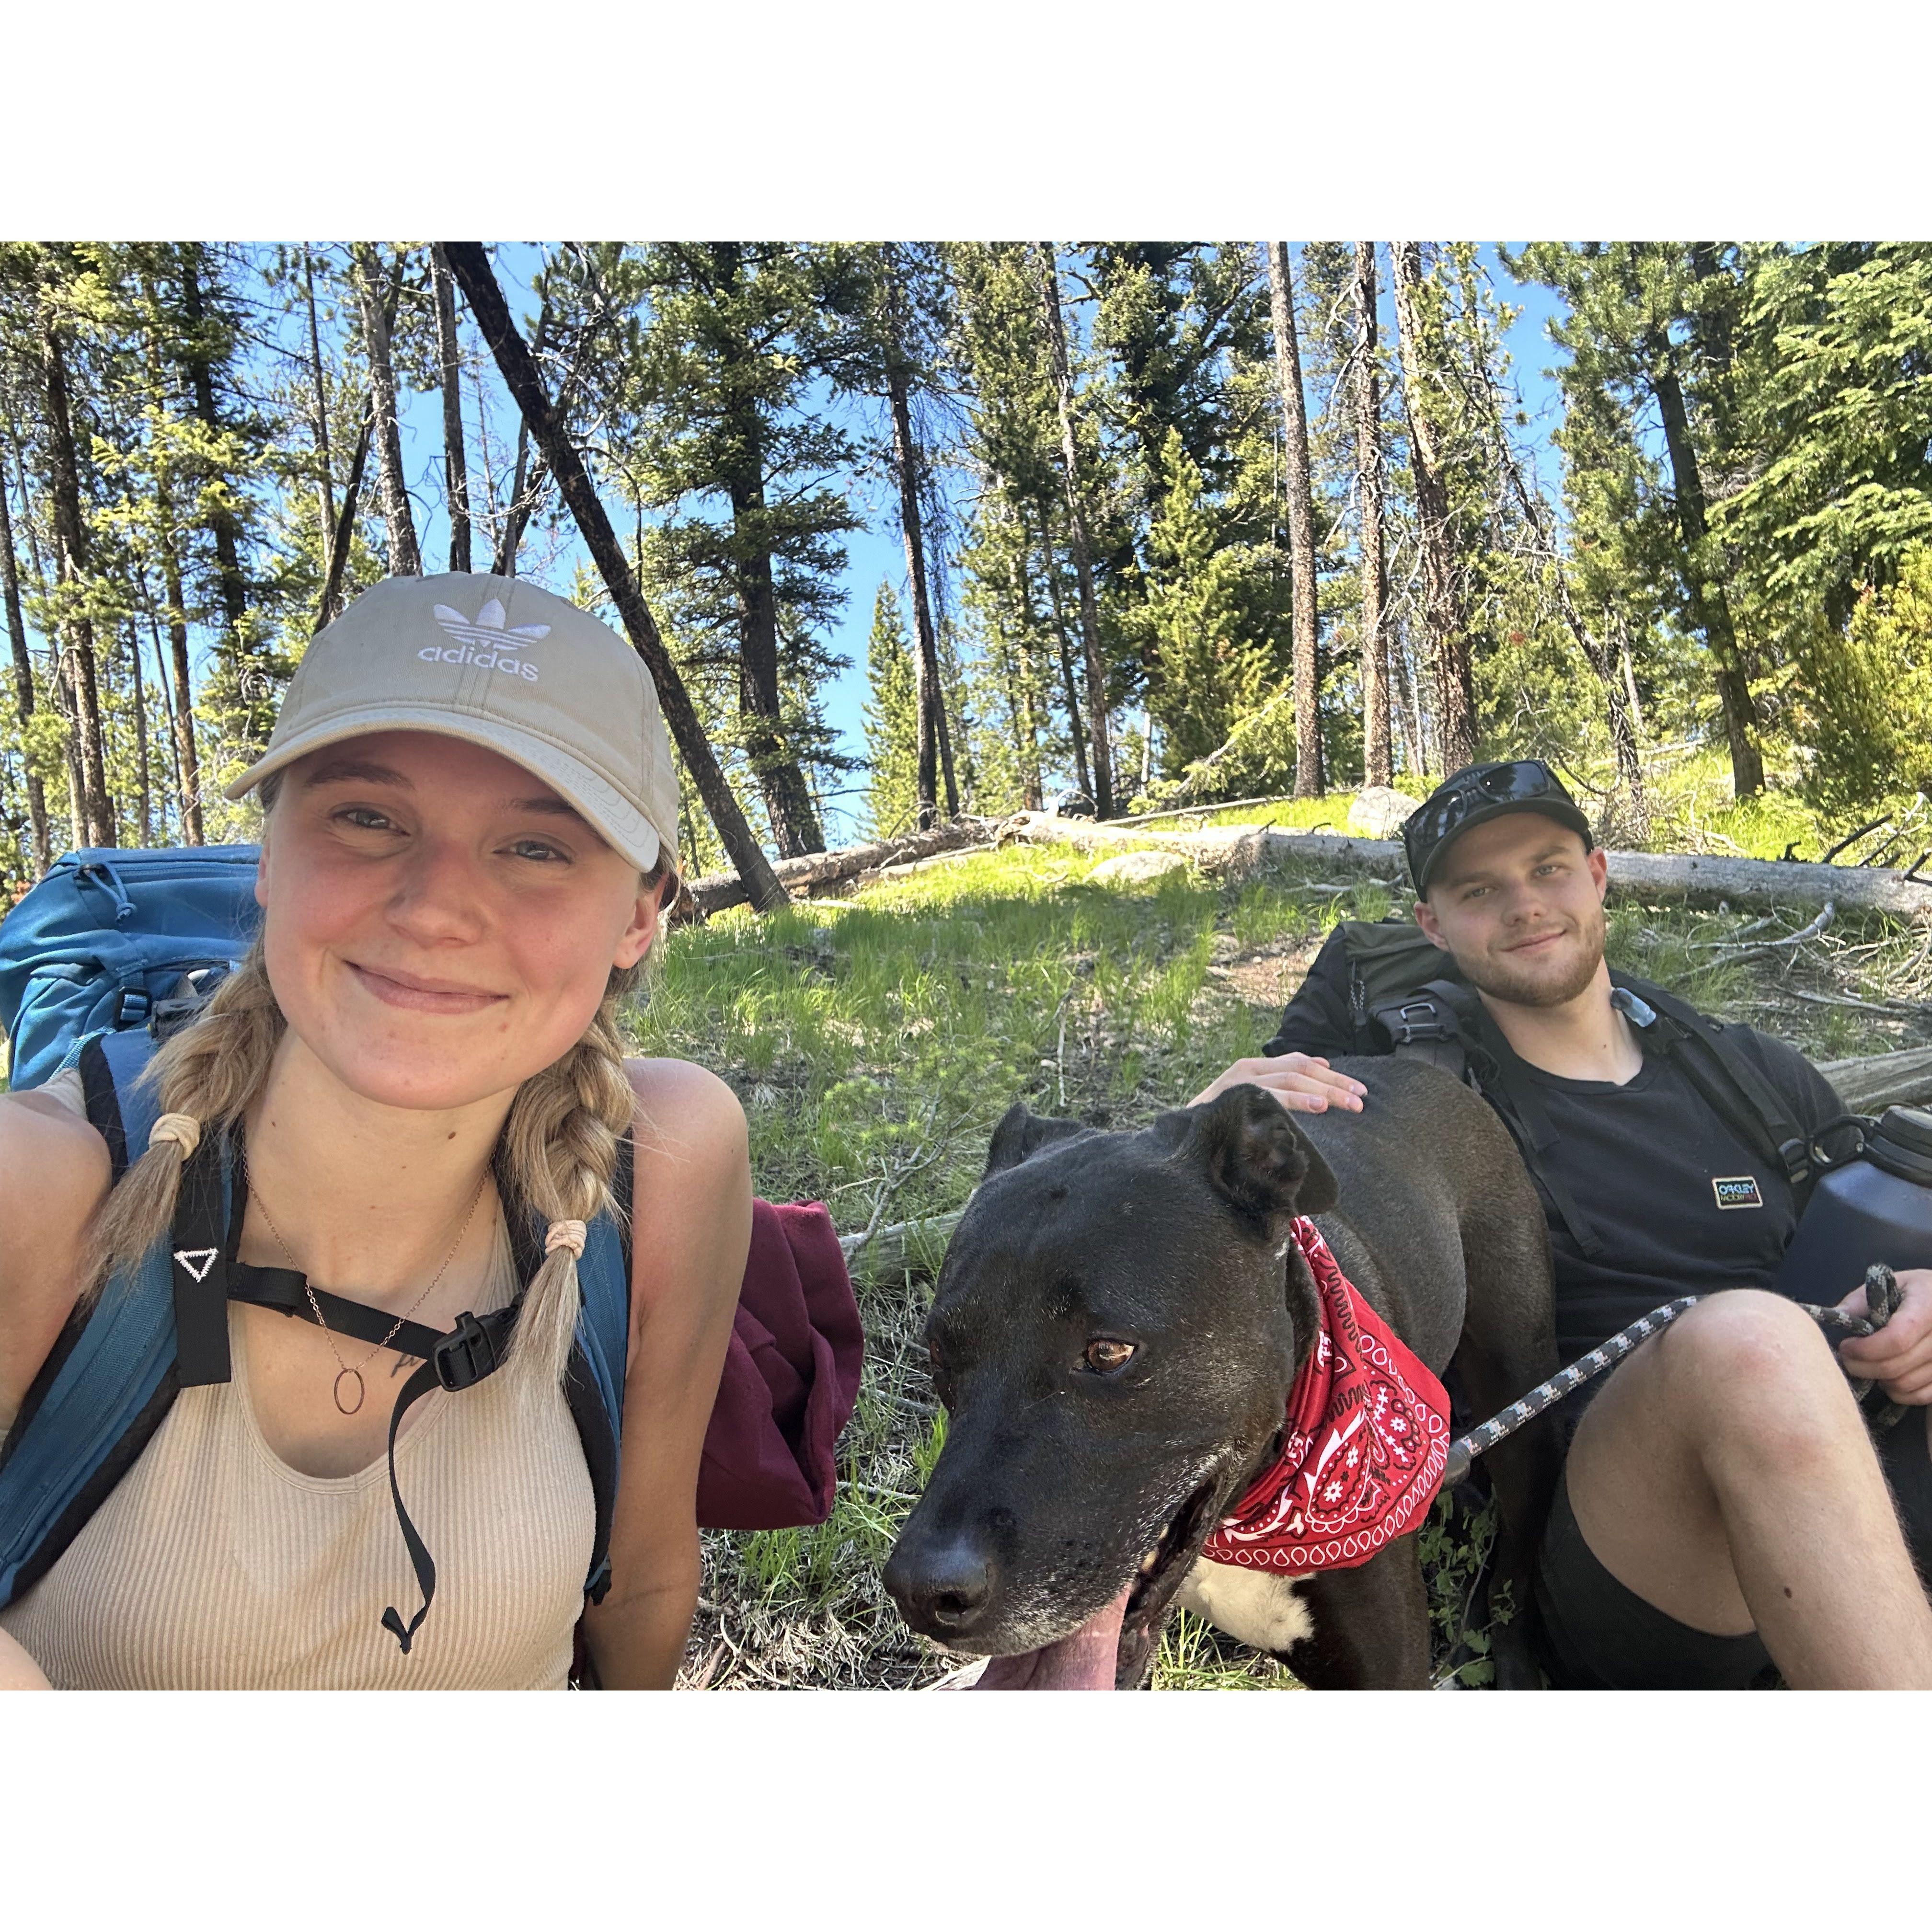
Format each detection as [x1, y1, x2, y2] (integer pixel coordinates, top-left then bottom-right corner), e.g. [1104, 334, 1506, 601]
[622, 1056, 747, 1163]
[0, 1086, 112, 1228]
[0, 1089, 113, 1424]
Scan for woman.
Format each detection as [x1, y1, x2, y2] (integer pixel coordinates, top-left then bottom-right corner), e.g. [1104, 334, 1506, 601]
[0, 574, 751, 1689]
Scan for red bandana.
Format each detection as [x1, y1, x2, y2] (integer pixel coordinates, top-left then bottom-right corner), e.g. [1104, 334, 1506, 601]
[1200, 1218, 1450, 1576]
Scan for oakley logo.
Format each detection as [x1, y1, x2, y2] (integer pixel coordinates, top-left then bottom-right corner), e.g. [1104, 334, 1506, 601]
[422, 599, 549, 682]
[1712, 1176, 1764, 1210]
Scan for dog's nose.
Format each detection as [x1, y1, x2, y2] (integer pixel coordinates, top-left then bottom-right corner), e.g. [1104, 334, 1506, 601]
[883, 1533, 998, 1636]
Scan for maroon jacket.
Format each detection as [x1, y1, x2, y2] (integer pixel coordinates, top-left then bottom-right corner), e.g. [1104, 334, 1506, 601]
[695, 1201, 863, 1530]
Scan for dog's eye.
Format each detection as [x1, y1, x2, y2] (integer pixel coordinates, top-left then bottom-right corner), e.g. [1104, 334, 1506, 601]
[1082, 1338, 1136, 1375]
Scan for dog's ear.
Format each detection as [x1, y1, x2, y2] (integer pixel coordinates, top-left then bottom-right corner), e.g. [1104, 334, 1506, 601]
[983, 1101, 1091, 1178]
[1190, 1083, 1339, 1229]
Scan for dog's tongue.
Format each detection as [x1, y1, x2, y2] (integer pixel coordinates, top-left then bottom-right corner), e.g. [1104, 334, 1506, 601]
[972, 1584, 1130, 1690]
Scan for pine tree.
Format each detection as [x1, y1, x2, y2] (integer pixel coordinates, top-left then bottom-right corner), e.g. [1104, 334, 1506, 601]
[863, 581, 920, 837]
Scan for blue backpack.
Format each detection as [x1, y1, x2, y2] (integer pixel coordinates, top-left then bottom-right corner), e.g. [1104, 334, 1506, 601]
[0, 846, 633, 1656]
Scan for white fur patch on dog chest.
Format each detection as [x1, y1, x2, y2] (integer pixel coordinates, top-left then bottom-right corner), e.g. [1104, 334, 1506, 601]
[1174, 1559, 1314, 1656]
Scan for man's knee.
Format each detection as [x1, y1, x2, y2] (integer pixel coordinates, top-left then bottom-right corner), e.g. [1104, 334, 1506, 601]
[1656, 1289, 1861, 1472]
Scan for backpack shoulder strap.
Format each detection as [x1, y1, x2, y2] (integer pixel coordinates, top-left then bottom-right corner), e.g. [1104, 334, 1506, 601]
[1614, 972, 1816, 1200]
[508, 1131, 632, 1608]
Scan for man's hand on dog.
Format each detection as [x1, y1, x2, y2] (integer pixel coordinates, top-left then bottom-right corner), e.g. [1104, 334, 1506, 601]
[1191, 1053, 1367, 1115]
[1837, 1267, 1932, 1404]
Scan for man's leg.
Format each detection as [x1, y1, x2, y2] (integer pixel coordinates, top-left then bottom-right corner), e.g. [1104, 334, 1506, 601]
[1563, 1289, 1932, 1689]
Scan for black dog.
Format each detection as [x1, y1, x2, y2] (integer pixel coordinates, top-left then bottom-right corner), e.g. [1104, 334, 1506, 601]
[882, 1066, 1561, 1688]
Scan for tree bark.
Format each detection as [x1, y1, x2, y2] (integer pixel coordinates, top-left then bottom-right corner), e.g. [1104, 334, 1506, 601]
[0, 448, 50, 873]
[431, 245, 472, 575]
[441, 241, 790, 912]
[1006, 537, 1046, 811]
[300, 246, 338, 587]
[125, 621, 152, 845]
[1648, 344, 1762, 798]
[1350, 244, 1392, 786]
[1265, 243, 1323, 798]
[1036, 244, 1114, 817]
[139, 277, 206, 843]
[38, 307, 115, 846]
[352, 243, 421, 577]
[708, 245, 824, 858]
[1391, 242, 1476, 775]
[177, 246, 251, 659]
[887, 340, 941, 829]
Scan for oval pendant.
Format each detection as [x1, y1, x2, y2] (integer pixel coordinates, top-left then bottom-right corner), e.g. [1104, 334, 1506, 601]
[333, 1368, 366, 1416]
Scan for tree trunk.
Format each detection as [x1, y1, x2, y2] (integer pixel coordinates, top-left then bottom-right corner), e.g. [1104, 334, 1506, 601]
[705, 246, 824, 858]
[431, 245, 472, 574]
[1039, 537, 1093, 801]
[1007, 539, 1046, 810]
[1648, 345, 1762, 798]
[441, 241, 790, 912]
[887, 338, 942, 829]
[0, 449, 50, 873]
[38, 309, 115, 846]
[1036, 244, 1114, 817]
[300, 246, 338, 587]
[1391, 242, 1476, 775]
[140, 279, 206, 843]
[1350, 243, 1392, 786]
[1265, 243, 1323, 798]
[125, 621, 152, 845]
[143, 599, 182, 828]
[317, 399, 373, 628]
[352, 243, 421, 577]
[177, 246, 251, 655]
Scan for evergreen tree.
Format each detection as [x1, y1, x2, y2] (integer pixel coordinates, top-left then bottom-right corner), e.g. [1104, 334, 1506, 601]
[862, 580, 920, 839]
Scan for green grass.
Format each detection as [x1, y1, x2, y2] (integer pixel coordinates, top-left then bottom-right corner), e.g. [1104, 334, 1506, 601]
[636, 825, 1927, 1689]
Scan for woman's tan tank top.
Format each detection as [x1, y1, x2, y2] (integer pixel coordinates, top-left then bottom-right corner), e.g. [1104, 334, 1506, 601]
[0, 1226, 595, 1690]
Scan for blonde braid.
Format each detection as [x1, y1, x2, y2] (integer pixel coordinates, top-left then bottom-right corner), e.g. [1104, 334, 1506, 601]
[85, 943, 286, 1297]
[497, 961, 643, 1392]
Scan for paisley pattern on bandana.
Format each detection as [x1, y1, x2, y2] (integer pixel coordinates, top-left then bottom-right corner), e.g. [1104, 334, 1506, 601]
[1200, 1217, 1450, 1575]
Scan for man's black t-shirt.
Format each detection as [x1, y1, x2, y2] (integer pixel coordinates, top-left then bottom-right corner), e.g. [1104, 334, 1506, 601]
[1266, 927, 1846, 1363]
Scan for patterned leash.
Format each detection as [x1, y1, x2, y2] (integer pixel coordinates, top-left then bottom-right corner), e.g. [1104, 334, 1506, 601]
[1441, 1263, 1907, 1487]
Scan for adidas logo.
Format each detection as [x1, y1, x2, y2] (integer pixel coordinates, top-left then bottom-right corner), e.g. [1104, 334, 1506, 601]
[421, 599, 549, 683]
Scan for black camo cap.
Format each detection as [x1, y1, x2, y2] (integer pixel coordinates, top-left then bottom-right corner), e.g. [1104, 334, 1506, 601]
[1402, 759, 1593, 895]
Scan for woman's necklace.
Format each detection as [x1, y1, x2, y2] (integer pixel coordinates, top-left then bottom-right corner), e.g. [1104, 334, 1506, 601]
[244, 1160, 491, 1417]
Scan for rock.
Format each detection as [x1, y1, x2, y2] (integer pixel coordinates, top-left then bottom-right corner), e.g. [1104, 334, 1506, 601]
[1089, 850, 1191, 886]
[1347, 785, 1423, 840]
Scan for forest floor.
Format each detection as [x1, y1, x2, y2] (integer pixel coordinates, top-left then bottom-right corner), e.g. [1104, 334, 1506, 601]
[631, 791, 1932, 1690]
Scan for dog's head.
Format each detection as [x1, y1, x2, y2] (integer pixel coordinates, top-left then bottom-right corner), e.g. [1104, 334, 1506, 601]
[882, 1082, 1338, 1688]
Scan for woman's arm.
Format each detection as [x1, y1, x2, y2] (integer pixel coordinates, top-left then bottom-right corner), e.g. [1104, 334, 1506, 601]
[0, 1094, 111, 1431]
[582, 1060, 751, 1690]
[0, 1623, 51, 1690]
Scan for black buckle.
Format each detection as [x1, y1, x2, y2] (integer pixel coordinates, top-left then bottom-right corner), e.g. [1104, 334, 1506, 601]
[432, 1311, 503, 1392]
[1777, 1138, 1814, 1187]
[1380, 999, 1458, 1047]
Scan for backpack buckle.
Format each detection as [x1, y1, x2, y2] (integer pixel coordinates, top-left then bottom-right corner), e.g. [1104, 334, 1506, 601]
[433, 1311, 503, 1392]
[1378, 998, 1459, 1047]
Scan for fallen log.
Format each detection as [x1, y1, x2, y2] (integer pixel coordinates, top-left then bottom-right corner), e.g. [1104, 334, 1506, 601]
[1006, 814, 1932, 919]
[685, 821, 989, 920]
[1818, 1046, 1932, 1114]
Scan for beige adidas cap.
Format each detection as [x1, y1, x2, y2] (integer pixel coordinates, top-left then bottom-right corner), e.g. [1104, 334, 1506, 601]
[227, 573, 680, 874]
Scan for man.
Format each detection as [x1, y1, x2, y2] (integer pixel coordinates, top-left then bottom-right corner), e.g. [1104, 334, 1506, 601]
[1195, 759, 1932, 1689]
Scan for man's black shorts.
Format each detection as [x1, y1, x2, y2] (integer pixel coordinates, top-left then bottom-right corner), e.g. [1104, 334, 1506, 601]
[1534, 1409, 1932, 1690]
